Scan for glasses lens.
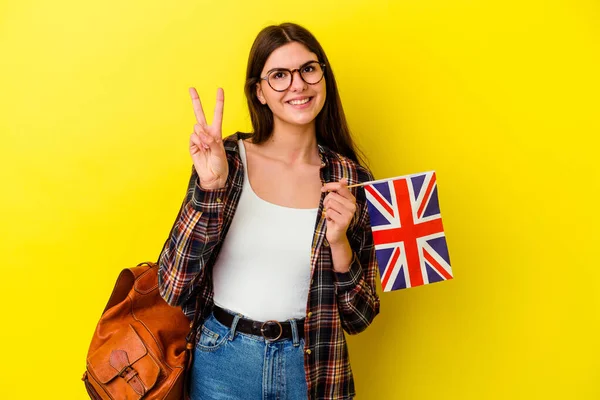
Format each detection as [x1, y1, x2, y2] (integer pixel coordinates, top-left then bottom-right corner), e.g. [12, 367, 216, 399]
[268, 70, 291, 91]
[300, 62, 324, 84]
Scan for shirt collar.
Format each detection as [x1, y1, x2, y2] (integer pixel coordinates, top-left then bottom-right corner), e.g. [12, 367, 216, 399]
[317, 143, 330, 169]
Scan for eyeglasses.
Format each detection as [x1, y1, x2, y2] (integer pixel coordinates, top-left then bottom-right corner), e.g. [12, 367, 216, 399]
[260, 61, 326, 92]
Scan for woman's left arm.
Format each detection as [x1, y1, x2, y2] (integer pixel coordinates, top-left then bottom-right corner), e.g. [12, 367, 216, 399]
[322, 179, 381, 334]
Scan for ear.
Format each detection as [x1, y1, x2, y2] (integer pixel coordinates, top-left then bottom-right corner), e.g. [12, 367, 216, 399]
[256, 83, 267, 105]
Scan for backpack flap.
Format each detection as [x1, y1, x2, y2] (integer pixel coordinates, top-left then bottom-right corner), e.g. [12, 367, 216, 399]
[87, 324, 160, 399]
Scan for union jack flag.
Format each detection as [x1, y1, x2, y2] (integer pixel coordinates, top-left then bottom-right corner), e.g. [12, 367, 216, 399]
[364, 171, 453, 291]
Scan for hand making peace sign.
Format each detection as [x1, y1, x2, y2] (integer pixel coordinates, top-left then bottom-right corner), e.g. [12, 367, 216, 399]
[189, 87, 228, 190]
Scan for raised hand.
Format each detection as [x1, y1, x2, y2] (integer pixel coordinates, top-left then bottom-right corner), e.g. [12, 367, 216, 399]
[189, 87, 228, 189]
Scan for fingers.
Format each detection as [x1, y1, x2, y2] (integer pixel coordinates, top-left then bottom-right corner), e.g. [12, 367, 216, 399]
[212, 88, 224, 134]
[324, 199, 353, 225]
[322, 178, 356, 230]
[323, 192, 356, 215]
[190, 87, 209, 129]
[321, 178, 353, 200]
[190, 87, 224, 144]
[323, 206, 343, 223]
[322, 178, 355, 201]
[193, 124, 218, 150]
[190, 131, 208, 152]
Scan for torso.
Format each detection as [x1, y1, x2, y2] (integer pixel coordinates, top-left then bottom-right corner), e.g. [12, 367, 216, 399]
[243, 139, 323, 209]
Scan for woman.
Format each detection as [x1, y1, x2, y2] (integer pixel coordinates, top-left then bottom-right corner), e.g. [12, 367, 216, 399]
[158, 22, 380, 400]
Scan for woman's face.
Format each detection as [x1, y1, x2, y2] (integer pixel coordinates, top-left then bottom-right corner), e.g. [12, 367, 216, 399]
[256, 42, 327, 130]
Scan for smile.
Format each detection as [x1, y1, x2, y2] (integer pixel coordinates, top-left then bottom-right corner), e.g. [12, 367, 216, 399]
[287, 97, 312, 105]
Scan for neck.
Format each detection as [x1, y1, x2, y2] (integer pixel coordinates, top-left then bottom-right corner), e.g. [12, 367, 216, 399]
[257, 120, 320, 165]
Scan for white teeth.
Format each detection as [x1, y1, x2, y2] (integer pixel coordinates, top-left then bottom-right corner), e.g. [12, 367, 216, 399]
[288, 98, 310, 105]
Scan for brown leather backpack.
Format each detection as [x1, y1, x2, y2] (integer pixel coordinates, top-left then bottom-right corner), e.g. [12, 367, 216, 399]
[82, 262, 200, 399]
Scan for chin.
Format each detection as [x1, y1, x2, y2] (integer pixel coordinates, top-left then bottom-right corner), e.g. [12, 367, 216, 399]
[289, 108, 324, 126]
[273, 111, 317, 128]
[290, 116, 319, 127]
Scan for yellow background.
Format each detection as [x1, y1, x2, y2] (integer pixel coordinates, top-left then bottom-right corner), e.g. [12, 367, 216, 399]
[1, 0, 598, 398]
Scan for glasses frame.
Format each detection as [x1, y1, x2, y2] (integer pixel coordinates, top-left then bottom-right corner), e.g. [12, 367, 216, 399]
[260, 61, 327, 92]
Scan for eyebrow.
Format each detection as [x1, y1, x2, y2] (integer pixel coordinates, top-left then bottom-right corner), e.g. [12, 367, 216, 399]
[265, 60, 319, 75]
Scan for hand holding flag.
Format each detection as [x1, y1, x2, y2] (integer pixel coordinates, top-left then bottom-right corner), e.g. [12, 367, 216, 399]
[321, 178, 357, 247]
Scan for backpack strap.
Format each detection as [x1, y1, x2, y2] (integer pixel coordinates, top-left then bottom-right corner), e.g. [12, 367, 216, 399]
[102, 268, 135, 315]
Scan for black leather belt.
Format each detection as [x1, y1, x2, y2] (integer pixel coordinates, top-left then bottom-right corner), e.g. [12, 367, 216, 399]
[213, 306, 304, 341]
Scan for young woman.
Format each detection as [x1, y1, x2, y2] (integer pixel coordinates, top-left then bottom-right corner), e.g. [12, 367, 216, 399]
[158, 22, 380, 400]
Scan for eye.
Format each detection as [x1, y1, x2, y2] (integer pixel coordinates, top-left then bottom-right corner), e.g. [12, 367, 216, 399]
[271, 70, 289, 80]
[302, 65, 315, 73]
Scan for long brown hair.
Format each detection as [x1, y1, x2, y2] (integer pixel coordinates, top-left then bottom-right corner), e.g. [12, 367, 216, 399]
[244, 22, 366, 166]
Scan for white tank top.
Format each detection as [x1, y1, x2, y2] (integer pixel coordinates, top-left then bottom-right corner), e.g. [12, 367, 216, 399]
[212, 140, 318, 321]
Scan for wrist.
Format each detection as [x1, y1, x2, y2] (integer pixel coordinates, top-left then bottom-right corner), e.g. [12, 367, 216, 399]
[328, 236, 350, 249]
[328, 237, 352, 273]
[199, 175, 228, 190]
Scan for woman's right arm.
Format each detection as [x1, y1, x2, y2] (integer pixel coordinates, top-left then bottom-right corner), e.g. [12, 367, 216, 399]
[158, 168, 228, 306]
[158, 87, 228, 307]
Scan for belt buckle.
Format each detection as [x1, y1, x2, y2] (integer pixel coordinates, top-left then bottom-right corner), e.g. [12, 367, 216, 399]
[260, 320, 283, 341]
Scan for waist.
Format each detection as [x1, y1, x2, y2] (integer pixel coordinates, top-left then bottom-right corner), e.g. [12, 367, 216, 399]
[212, 305, 305, 341]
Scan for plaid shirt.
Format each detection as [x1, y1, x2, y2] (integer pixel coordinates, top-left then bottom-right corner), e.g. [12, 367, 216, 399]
[158, 132, 380, 400]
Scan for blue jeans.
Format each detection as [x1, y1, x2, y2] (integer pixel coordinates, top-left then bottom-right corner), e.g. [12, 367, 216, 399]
[189, 310, 308, 400]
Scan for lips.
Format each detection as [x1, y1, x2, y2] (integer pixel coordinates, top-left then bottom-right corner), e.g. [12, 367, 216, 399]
[287, 97, 313, 105]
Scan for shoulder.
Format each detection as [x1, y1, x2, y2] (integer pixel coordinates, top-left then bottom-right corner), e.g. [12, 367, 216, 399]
[221, 132, 253, 155]
[325, 149, 374, 231]
[222, 132, 251, 150]
[219, 133, 252, 190]
[323, 148, 374, 186]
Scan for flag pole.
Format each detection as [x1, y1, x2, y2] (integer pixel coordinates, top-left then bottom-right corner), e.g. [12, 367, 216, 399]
[346, 180, 374, 189]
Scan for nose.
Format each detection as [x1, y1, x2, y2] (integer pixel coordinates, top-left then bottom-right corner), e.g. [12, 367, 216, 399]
[289, 69, 307, 92]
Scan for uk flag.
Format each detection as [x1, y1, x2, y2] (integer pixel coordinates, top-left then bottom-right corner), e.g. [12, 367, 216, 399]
[364, 171, 453, 291]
